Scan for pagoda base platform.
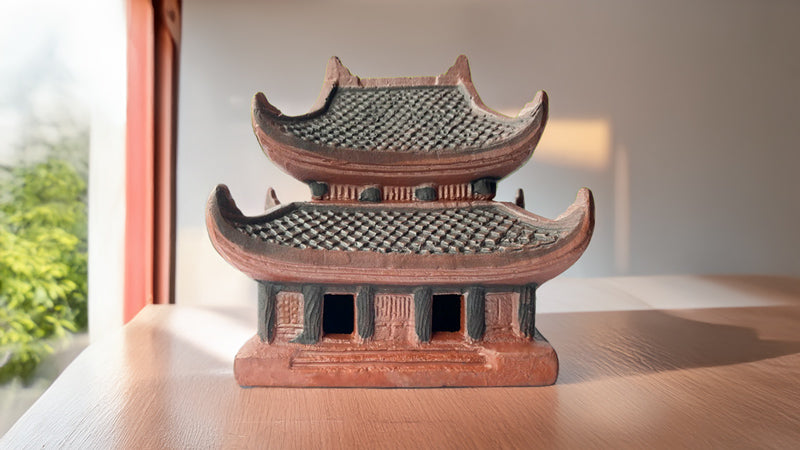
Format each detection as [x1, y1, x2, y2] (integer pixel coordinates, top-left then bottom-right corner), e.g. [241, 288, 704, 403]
[234, 334, 559, 387]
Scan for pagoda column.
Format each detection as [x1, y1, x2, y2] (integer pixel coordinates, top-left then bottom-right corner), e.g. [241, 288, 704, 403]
[356, 286, 375, 339]
[465, 286, 486, 340]
[292, 285, 323, 344]
[257, 281, 277, 343]
[518, 284, 538, 338]
[414, 287, 433, 342]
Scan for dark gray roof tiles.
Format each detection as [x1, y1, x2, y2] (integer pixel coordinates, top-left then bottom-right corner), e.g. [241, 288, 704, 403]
[237, 204, 558, 255]
[278, 86, 531, 152]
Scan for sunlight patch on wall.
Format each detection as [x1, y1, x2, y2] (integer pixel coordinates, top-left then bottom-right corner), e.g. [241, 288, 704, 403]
[536, 119, 611, 170]
[499, 114, 612, 171]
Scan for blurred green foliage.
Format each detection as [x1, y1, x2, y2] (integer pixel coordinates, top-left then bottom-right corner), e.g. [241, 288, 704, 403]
[0, 159, 88, 383]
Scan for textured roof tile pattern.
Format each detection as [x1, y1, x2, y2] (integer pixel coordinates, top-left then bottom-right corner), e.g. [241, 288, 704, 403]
[280, 86, 529, 152]
[238, 205, 557, 255]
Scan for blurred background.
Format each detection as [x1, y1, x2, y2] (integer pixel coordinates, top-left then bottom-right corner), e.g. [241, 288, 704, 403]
[1, 0, 124, 434]
[176, 0, 800, 306]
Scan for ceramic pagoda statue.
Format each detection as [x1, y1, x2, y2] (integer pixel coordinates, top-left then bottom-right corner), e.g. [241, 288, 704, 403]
[207, 56, 594, 387]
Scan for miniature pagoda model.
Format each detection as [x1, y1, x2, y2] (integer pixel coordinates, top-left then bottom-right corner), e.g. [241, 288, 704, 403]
[207, 56, 594, 387]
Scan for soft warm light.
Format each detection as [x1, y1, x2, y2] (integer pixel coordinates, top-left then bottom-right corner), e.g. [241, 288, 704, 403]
[536, 119, 611, 170]
[499, 114, 612, 170]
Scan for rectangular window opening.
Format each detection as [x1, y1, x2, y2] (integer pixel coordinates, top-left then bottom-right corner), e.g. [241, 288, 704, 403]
[432, 294, 462, 335]
[323, 294, 355, 335]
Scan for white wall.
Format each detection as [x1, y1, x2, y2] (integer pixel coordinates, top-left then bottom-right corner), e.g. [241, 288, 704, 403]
[87, 0, 127, 341]
[177, 0, 800, 305]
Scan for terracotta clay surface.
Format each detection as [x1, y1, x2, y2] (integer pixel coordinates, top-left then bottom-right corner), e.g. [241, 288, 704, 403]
[207, 185, 594, 286]
[206, 56, 595, 387]
[251, 56, 548, 186]
[234, 335, 557, 387]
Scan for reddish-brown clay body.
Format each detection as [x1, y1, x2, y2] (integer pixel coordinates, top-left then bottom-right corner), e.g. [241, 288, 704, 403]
[250, 57, 548, 187]
[206, 186, 594, 287]
[234, 336, 558, 387]
[205, 55, 594, 388]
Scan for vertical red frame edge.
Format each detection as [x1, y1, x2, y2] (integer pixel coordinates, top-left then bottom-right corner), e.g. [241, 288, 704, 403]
[124, 0, 155, 323]
[154, 0, 180, 313]
[124, 0, 180, 322]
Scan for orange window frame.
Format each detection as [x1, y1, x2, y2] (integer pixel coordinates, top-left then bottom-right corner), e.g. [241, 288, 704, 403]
[124, 0, 181, 322]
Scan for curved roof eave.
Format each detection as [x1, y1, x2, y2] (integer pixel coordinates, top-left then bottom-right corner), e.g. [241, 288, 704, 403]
[206, 185, 593, 287]
[249, 56, 549, 186]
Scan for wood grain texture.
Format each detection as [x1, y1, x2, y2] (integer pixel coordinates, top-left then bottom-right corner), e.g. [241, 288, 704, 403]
[4, 276, 800, 448]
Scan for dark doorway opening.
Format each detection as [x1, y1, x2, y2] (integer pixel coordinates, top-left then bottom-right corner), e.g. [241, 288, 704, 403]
[323, 294, 355, 335]
[432, 294, 462, 333]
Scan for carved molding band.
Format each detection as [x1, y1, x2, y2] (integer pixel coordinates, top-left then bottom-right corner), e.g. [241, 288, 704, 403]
[319, 182, 493, 202]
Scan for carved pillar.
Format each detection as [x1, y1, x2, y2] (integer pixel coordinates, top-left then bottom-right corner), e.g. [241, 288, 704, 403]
[257, 281, 277, 343]
[518, 284, 538, 338]
[414, 287, 432, 342]
[466, 286, 486, 340]
[291, 285, 323, 344]
[356, 285, 375, 339]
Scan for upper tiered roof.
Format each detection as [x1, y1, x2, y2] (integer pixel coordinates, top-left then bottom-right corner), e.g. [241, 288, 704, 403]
[278, 85, 532, 153]
[251, 56, 548, 187]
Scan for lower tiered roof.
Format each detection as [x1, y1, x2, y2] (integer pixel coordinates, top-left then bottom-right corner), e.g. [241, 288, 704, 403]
[207, 185, 594, 287]
[237, 203, 558, 255]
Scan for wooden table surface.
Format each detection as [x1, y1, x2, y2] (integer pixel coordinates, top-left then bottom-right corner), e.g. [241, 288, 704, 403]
[4, 275, 800, 448]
